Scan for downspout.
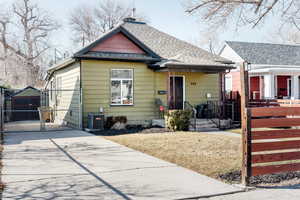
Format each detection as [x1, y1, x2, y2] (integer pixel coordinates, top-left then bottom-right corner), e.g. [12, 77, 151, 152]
[79, 59, 83, 130]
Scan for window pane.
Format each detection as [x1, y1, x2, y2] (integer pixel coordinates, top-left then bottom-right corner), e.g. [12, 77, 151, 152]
[111, 80, 121, 104]
[111, 70, 132, 79]
[122, 80, 133, 104]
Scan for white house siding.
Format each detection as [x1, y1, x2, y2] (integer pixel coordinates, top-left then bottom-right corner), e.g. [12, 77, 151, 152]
[220, 45, 244, 68]
[47, 62, 81, 128]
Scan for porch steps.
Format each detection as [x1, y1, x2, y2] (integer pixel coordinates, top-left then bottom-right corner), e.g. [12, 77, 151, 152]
[189, 119, 219, 132]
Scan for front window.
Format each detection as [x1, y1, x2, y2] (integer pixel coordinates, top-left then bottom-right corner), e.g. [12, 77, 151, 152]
[111, 69, 133, 105]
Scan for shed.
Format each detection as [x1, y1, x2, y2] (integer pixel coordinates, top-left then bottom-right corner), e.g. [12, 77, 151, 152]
[11, 86, 40, 121]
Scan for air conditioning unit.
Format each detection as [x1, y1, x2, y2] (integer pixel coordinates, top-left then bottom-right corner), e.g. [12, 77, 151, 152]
[87, 113, 104, 131]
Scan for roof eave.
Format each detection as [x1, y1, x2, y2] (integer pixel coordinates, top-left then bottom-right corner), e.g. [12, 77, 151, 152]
[75, 55, 160, 63]
[155, 63, 235, 73]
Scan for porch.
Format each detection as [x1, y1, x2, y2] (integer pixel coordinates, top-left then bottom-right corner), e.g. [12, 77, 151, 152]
[154, 62, 234, 111]
[153, 63, 235, 130]
[250, 74, 300, 100]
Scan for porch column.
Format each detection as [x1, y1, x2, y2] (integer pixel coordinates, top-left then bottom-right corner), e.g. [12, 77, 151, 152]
[259, 76, 264, 99]
[264, 74, 275, 99]
[292, 75, 299, 99]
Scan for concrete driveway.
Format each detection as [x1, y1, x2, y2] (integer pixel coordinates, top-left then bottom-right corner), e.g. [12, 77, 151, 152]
[2, 130, 243, 200]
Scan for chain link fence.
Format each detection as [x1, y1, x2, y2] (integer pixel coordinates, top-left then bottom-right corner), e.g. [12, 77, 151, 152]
[0, 88, 81, 133]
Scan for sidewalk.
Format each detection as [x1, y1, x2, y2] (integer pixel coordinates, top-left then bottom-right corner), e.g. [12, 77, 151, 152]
[205, 185, 300, 200]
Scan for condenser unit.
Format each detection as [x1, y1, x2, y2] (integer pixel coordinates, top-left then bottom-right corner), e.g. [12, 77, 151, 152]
[87, 113, 104, 131]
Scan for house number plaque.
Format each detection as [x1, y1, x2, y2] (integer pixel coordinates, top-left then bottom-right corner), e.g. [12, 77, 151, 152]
[191, 82, 197, 86]
[158, 90, 167, 95]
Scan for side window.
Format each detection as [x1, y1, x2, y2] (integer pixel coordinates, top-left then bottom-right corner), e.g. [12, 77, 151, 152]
[111, 69, 133, 105]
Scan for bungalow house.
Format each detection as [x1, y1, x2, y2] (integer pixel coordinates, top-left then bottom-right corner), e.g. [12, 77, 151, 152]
[220, 41, 300, 100]
[45, 17, 233, 129]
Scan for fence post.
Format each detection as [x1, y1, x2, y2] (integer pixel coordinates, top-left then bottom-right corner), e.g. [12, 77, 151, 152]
[39, 91, 46, 131]
[240, 62, 252, 185]
[0, 88, 4, 138]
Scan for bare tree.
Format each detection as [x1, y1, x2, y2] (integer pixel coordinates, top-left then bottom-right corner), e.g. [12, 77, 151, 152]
[185, 0, 300, 32]
[0, 0, 59, 87]
[69, 6, 101, 45]
[69, 0, 148, 47]
[13, 0, 59, 85]
[0, 10, 10, 76]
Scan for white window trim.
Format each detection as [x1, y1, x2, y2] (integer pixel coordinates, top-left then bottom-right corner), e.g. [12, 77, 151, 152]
[225, 74, 232, 92]
[110, 69, 134, 106]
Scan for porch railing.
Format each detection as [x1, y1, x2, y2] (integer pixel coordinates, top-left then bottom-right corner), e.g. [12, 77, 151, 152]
[184, 101, 197, 131]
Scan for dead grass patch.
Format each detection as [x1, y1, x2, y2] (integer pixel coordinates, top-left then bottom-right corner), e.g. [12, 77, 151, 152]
[104, 132, 241, 179]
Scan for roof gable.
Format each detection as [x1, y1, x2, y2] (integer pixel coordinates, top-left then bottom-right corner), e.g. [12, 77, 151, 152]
[90, 32, 146, 54]
[74, 26, 160, 59]
[13, 86, 40, 97]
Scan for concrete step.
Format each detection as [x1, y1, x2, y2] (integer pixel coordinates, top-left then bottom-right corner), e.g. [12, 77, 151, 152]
[189, 118, 219, 131]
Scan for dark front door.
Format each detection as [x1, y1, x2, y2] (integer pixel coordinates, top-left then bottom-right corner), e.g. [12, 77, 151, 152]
[169, 76, 184, 109]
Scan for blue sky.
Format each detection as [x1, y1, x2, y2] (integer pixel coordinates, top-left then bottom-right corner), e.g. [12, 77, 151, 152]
[3, 0, 276, 51]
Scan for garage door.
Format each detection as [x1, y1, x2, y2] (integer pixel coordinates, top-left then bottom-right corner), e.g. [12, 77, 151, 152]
[12, 96, 40, 121]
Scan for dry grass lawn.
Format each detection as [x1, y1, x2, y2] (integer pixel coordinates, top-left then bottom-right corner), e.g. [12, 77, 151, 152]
[104, 132, 241, 179]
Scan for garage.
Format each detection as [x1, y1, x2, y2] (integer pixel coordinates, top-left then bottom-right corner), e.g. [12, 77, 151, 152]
[11, 86, 40, 121]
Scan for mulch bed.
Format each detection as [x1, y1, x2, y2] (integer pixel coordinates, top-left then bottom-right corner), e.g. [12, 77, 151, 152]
[93, 126, 171, 136]
[220, 170, 300, 186]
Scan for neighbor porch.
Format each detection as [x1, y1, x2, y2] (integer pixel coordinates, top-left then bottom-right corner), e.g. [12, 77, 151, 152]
[249, 74, 300, 100]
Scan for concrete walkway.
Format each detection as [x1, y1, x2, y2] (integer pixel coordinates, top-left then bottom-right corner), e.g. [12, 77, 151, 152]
[2, 130, 243, 200]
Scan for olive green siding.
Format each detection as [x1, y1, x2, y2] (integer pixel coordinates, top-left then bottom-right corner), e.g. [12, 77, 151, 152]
[81, 60, 219, 127]
[81, 60, 156, 126]
[47, 62, 81, 128]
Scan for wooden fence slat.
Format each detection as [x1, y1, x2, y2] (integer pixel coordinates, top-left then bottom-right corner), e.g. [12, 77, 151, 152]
[251, 118, 300, 128]
[252, 129, 300, 140]
[252, 162, 300, 176]
[252, 151, 300, 164]
[251, 107, 300, 117]
[252, 140, 300, 152]
[279, 104, 300, 107]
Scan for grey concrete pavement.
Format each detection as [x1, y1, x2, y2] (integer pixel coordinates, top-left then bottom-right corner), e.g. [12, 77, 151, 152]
[3, 130, 243, 200]
[205, 185, 300, 200]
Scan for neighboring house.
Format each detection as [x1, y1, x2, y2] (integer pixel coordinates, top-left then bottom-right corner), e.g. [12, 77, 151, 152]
[220, 41, 300, 100]
[11, 86, 40, 121]
[45, 17, 233, 129]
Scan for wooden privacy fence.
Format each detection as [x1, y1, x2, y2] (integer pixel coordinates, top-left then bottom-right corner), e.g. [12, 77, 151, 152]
[240, 62, 300, 185]
[246, 107, 300, 178]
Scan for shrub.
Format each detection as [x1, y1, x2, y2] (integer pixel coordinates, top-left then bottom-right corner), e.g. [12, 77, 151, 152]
[165, 110, 192, 131]
[105, 116, 127, 129]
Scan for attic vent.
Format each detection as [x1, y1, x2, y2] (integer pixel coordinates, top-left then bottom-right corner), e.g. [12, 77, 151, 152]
[123, 17, 146, 24]
[123, 17, 136, 23]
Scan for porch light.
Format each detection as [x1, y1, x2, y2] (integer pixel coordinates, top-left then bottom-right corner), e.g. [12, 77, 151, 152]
[99, 107, 104, 113]
[206, 93, 212, 99]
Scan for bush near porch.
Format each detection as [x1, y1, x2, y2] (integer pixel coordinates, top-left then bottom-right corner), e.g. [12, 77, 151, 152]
[104, 132, 241, 179]
[165, 110, 192, 131]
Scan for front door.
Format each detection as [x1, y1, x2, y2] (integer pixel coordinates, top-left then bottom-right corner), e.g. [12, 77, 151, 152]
[277, 76, 290, 99]
[169, 76, 184, 109]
